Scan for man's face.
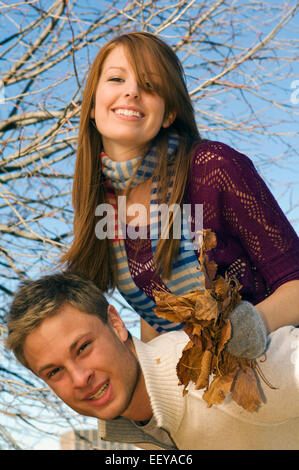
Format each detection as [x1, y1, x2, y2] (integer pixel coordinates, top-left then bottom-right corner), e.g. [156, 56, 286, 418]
[23, 304, 140, 420]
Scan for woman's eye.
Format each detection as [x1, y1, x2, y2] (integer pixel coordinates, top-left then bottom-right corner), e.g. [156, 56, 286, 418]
[108, 77, 123, 82]
[78, 341, 91, 355]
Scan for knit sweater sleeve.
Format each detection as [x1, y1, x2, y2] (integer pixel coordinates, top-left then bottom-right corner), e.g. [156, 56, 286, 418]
[188, 140, 299, 293]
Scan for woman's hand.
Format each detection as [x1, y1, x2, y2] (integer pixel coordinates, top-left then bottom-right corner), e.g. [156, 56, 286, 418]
[225, 301, 268, 359]
[226, 280, 299, 359]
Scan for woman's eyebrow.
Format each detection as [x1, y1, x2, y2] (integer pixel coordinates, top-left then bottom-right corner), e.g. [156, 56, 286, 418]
[105, 66, 126, 72]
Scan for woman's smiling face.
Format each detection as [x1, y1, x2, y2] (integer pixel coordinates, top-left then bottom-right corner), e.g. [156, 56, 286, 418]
[91, 45, 173, 161]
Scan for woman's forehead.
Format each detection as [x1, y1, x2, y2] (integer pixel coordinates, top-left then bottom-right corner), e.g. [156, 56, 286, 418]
[104, 42, 162, 77]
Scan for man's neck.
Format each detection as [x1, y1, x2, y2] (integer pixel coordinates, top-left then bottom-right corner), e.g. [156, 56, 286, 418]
[121, 339, 153, 422]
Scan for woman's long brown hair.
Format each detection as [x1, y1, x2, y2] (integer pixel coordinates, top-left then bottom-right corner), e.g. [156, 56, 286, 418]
[61, 32, 201, 291]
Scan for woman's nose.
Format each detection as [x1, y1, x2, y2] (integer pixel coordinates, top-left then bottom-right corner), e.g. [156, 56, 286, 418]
[124, 79, 140, 99]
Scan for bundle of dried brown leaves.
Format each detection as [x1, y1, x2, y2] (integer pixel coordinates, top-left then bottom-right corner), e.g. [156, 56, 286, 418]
[153, 230, 275, 412]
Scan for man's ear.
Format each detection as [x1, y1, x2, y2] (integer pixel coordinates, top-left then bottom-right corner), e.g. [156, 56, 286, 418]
[107, 305, 128, 342]
[162, 110, 176, 128]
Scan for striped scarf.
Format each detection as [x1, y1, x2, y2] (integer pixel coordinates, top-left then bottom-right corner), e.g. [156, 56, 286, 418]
[101, 134, 205, 332]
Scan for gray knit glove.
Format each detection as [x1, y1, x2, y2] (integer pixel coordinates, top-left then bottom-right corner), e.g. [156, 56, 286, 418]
[225, 301, 269, 359]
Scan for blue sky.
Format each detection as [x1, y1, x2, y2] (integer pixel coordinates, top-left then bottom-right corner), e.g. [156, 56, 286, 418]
[0, 0, 298, 449]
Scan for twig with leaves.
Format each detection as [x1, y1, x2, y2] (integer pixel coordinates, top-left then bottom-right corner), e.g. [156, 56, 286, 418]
[153, 230, 276, 412]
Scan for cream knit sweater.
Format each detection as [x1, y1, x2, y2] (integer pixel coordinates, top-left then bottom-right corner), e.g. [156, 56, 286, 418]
[99, 326, 299, 450]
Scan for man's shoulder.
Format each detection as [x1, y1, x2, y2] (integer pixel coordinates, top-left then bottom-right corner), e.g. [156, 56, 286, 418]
[145, 330, 189, 357]
[132, 330, 189, 375]
[149, 329, 188, 344]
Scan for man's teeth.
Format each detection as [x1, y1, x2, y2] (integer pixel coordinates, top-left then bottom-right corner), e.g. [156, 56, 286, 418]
[88, 383, 108, 400]
[114, 109, 142, 117]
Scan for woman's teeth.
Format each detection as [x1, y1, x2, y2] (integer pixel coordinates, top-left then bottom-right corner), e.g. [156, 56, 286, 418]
[88, 382, 108, 400]
[114, 109, 142, 117]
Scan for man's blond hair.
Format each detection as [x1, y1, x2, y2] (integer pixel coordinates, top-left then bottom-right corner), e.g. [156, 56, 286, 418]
[6, 272, 109, 368]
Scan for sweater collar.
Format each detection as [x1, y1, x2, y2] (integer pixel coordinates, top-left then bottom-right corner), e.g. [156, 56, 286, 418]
[132, 331, 189, 436]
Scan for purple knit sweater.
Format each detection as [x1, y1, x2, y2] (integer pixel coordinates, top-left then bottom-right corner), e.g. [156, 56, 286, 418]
[124, 140, 299, 307]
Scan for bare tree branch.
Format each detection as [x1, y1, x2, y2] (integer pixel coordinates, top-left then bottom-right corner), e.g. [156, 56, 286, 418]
[0, 0, 298, 449]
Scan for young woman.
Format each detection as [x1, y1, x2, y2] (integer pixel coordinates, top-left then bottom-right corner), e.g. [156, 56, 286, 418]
[62, 32, 299, 356]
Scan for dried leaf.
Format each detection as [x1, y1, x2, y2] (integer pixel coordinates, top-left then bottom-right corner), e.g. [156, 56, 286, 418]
[205, 259, 218, 283]
[213, 276, 231, 301]
[202, 229, 217, 251]
[177, 342, 203, 394]
[195, 349, 213, 389]
[171, 305, 193, 322]
[153, 290, 196, 324]
[194, 291, 218, 321]
[153, 230, 272, 412]
[217, 319, 232, 356]
[183, 322, 203, 348]
[191, 323, 203, 337]
[203, 374, 235, 407]
[201, 328, 214, 350]
[200, 254, 217, 289]
[218, 352, 240, 376]
[231, 367, 263, 412]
